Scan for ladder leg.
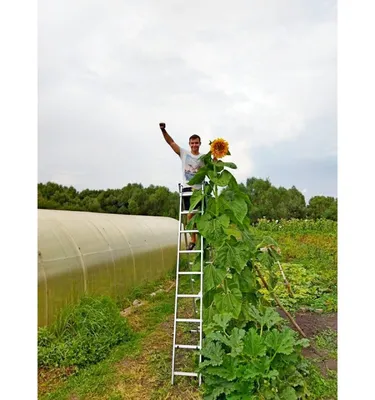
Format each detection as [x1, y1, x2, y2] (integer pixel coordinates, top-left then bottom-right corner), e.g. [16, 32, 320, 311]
[172, 184, 205, 386]
[171, 192, 183, 385]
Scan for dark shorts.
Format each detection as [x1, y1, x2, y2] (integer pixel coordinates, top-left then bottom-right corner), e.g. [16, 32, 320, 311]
[182, 187, 202, 211]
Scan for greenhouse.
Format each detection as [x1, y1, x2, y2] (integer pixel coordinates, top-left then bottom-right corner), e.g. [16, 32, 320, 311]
[38, 209, 179, 326]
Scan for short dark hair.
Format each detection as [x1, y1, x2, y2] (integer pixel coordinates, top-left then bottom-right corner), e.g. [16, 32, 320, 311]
[189, 134, 201, 142]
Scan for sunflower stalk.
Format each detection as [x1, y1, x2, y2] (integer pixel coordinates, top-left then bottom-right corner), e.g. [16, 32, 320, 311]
[213, 162, 219, 216]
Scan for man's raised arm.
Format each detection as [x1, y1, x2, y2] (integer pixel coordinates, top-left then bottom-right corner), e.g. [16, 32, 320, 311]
[159, 122, 180, 155]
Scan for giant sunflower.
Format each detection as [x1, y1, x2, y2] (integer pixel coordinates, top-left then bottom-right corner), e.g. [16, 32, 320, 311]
[210, 138, 230, 159]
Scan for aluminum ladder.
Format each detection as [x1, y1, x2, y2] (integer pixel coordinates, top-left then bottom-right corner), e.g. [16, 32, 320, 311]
[171, 184, 204, 385]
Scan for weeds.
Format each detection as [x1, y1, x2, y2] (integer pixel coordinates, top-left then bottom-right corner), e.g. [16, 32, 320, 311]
[314, 329, 337, 359]
[38, 296, 133, 368]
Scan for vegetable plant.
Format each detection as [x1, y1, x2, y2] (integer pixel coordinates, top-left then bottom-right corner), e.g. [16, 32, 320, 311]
[187, 139, 311, 399]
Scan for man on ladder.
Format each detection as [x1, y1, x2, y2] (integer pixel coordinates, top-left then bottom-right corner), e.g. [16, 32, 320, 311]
[159, 122, 205, 385]
[159, 122, 204, 249]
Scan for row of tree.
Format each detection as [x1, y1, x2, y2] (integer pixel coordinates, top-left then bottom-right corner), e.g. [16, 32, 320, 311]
[237, 178, 337, 221]
[38, 178, 337, 222]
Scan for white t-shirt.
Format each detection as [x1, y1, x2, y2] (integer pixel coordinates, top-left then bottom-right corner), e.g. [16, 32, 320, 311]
[179, 147, 204, 189]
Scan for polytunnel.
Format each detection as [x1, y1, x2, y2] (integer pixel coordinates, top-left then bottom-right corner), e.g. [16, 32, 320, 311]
[38, 209, 179, 327]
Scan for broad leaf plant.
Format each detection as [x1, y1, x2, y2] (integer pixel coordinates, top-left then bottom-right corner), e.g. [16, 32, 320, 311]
[186, 139, 310, 400]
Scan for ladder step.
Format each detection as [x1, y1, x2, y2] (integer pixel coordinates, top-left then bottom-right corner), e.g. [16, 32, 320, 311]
[174, 371, 198, 377]
[175, 344, 201, 349]
[179, 250, 203, 254]
[176, 318, 201, 323]
[178, 271, 202, 275]
[180, 229, 199, 233]
[181, 210, 201, 215]
[177, 294, 201, 298]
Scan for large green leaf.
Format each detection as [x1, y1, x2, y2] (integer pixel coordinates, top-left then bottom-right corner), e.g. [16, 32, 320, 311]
[242, 304, 262, 325]
[215, 160, 238, 169]
[239, 357, 271, 381]
[223, 227, 242, 240]
[239, 266, 258, 293]
[214, 287, 242, 318]
[208, 169, 235, 187]
[204, 381, 237, 400]
[213, 313, 232, 331]
[216, 241, 249, 273]
[218, 214, 230, 228]
[279, 387, 298, 400]
[227, 327, 245, 357]
[204, 197, 217, 216]
[242, 328, 267, 358]
[200, 341, 225, 367]
[203, 303, 216, 326]
[203, 366, 236, 381]
[189, 189, 204, 211]
[262, 307, 283, 330]
[221, 194, 248, 224]
[228, 386, 255, 400]
[187, 167, 208, 185]
[242, 305, 282, 330]
[264, 329, 296, 356]
[197, 214, 228, 244]
[204, 263, 226, 291]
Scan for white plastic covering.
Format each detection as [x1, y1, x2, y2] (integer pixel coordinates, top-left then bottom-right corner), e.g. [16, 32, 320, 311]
[38, 209, 178, 326]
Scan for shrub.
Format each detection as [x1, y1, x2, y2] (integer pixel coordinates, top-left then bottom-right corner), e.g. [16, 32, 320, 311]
[38, 296, 133, 368]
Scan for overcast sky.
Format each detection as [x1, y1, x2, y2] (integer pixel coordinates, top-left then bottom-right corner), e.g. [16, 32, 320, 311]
[38, 0, 337, 201]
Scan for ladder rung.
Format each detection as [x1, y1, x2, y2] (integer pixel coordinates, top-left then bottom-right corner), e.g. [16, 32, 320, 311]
[181, 210, 201, 215]
[174, 371, 198, 377]
[175, 344, 201, 349]
[176, 318, 201, 323]
[180, 229, 199, 233]
[179, 250, 203, 254]
[177, 294, 201, 298]
[178, 271, 202, 275]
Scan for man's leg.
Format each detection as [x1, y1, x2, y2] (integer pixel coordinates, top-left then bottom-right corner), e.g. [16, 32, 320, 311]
[188, 212, 197, 245]
[187, 198, 202, 250]
[182, 188, 199, 250]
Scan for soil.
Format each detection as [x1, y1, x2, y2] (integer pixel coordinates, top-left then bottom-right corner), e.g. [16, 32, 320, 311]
[278, 309, 337, 375]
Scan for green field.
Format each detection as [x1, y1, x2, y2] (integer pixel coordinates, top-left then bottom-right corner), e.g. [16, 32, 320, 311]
[38, 220, 337, 400]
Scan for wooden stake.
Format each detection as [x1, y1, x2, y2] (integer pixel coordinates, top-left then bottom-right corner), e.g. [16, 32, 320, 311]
[254, 263, 307, 338]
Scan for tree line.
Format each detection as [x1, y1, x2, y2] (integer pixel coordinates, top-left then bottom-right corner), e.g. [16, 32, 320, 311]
[38, 178, 337, 222]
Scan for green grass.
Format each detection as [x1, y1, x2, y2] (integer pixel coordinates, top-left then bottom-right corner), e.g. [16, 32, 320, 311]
[251, 227, 337, 314]
[38, 273, 181, 400]
[314, 328, 337, 360]
[40, 340, 141, 400]
[38, 296, 134, 368]
[39, 225, 337, 399]
[305, 362, 337, 400]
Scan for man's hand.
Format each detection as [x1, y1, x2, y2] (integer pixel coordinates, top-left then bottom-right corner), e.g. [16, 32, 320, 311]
[159, 122, 180, 155]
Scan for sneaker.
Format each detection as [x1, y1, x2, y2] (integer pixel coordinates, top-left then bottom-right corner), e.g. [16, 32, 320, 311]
[187, 242, 196, 250]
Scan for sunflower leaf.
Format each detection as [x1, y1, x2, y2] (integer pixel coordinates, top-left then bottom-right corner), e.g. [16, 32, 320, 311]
[188, 167, 208, 185]
[216, 161, 237, 169]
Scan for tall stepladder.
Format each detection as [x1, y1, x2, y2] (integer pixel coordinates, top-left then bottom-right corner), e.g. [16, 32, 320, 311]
[171, 184, 205, 385]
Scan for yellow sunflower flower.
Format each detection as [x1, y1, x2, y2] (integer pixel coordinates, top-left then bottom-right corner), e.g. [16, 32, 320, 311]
[210, 138, 230, 159]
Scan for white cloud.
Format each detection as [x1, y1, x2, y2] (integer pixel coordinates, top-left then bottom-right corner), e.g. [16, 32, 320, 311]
[38, 0, 336, 197]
